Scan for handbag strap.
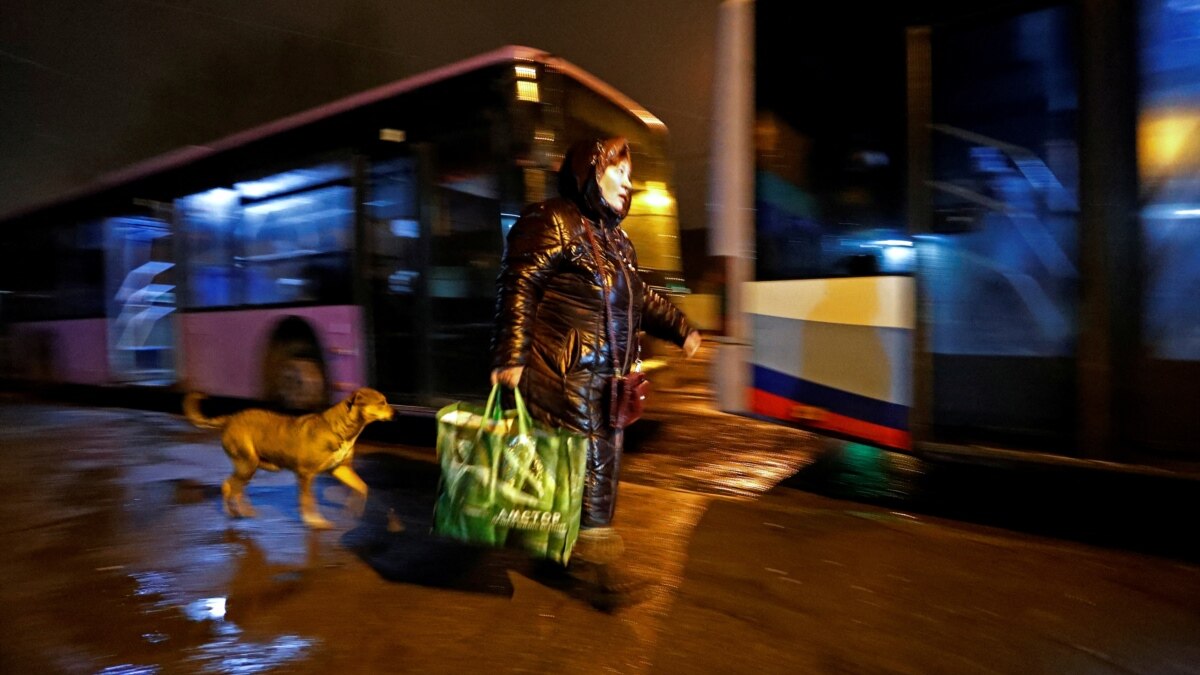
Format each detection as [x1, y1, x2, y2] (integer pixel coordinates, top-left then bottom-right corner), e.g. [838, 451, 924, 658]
[582, 221, 636, 375]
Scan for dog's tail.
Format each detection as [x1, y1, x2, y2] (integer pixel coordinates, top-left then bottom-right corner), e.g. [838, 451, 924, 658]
[183, 393, 230, 430]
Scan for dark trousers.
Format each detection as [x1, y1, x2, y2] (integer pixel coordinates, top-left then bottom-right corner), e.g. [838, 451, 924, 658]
[582, 427, 624, 528]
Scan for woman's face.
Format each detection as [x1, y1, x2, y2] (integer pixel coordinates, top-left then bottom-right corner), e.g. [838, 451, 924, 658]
[597, 158, 632, 214]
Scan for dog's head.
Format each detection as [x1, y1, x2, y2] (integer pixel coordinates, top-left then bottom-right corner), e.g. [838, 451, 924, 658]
[345, 388, 395, 423]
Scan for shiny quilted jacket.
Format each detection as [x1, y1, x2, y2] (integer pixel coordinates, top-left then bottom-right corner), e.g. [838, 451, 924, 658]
[491, 195, 691, 435]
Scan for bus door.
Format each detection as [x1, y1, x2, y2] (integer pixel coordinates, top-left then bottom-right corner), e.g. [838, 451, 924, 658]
[104, 211, 178, 385]
[915, 5, 1081, 450]
[365, 148, 430, 404]
[422, 131, 504, 404]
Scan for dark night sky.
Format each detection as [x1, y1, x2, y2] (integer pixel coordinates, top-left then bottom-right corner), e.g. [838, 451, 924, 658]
[0, 0, 722, 236]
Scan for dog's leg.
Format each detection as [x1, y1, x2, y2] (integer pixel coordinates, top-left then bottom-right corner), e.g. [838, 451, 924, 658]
[332, 465, 369, 517]
[297, 472, 332, 529]
[222, 465, 258, 518]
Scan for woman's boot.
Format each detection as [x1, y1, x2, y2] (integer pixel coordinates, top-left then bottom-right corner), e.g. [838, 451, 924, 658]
[569, 527, 648, 610]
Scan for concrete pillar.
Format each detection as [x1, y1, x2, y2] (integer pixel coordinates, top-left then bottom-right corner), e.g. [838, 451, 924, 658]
[708, 0, 755, 414]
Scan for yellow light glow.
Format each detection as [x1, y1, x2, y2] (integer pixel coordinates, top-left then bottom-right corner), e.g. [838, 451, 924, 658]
[1139, 110, 1200, 178]
[379, 128, 406, 143]
[637, 181, 674, 210]
[514, 65, 538, 80]
[534, 128, 555, 143]
[516, 80, 540, 102]
[632, 109, 666, 129]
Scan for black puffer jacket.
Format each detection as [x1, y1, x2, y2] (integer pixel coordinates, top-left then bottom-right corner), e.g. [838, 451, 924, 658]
[491, 144, 692, 437]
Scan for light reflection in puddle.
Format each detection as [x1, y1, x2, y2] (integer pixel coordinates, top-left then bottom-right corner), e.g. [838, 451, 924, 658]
[142, 632, 169, 644]
[182, 597, 241, 638]
[129, 568, 319, 672]
[96, 666, 161, 675]
[190, 635, 316, 674]
[183, 597, 227, 622]
[130, 571, 174, 598]
[180, 596, 316, 672]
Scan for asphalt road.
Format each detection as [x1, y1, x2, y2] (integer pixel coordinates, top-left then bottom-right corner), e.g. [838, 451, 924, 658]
[1, 357, 1198, 673]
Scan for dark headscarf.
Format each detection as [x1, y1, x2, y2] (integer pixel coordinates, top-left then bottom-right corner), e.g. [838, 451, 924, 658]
[557, 137, 632, 225]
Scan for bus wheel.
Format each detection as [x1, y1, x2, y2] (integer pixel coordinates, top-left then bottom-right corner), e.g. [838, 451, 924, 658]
[264, 342, 328, 411]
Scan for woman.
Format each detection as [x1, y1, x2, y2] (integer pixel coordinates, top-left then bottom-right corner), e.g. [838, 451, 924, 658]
[491, 137, 700, 598]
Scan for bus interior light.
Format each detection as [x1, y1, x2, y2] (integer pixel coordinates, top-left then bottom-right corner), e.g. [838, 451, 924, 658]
[501, 213, 519, 236]
[390, 219, 419, 238]
[379, 128, 406, 143]
[882, 245, 915, 270]
[234, 164, 347, 200]
[243, 195, 313, 215]
[516, 80, 540, 102]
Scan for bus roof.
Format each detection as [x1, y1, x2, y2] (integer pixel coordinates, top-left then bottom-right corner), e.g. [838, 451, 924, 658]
[1, 45, 665, 223]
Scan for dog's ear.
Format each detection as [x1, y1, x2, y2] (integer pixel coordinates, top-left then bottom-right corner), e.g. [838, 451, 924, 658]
[348, 389, 363, 410]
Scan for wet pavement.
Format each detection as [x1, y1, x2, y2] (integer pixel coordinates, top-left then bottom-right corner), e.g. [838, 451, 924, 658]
[1, 347, 1199, 673]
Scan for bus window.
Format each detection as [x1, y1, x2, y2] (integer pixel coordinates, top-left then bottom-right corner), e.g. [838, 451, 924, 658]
[427, 126, 503, 401]
[55, 220, 106, 320]
[105, 215, 176, 384]
[754, 6, 912, 283]
[239, 183, 354, 306]
[367, 155, 424, 400]
[1139, 0, 1200, 361]
[925, 6, 1080, 447]
[0, 220, 103, 323]
[179, 188, 240, 308]
[179, 162, 355, 309]
[1134, 0, 1200, 455]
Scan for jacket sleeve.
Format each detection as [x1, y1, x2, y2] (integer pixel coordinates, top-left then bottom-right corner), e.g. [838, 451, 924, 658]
[642, 287, 693, 347]
[491, 206, 565, 369]
[620, 229, 693, 347]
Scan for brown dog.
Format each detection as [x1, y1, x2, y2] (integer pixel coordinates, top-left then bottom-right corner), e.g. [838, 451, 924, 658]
[184, 388, 395, 529]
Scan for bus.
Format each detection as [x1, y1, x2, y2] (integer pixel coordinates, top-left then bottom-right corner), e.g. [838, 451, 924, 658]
[0, 46, 685, 411]
[731, 0, 1200, 464]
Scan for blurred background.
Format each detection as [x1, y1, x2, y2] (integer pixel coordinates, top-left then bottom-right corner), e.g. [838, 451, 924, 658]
[3, 1, 1200, 673]
[0, 0, 721, 271]
[5, 0, 1200, 465]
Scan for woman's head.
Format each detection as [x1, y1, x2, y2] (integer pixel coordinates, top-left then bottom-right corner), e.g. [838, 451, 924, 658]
[558, 137, 633, 223]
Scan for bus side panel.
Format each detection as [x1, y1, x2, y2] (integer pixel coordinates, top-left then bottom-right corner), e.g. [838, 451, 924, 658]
[745, 277, 915, 450]
[181, 305, 365, 400]
[8, 319, 110, 385]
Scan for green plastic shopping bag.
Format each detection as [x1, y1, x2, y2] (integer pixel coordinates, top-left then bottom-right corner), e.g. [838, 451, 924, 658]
[432, 385, 587, 564]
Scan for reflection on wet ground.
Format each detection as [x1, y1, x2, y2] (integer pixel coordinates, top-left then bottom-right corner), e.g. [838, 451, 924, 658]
[3, 346, 1199, 672]
[0, 404, 331, 673]
[0, 379, 766, 673]
[622, 343, 818, 498]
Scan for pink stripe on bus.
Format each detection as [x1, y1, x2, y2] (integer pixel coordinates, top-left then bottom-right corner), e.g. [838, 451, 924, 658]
[181, 305, 365, 400]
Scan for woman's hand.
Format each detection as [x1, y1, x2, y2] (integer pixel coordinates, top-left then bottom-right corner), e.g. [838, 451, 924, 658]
[683, 331, 702, 358]
[491, 366, 524, 389]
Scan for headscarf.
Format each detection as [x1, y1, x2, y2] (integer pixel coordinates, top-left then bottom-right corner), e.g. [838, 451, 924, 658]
[557, 137, 632, 225]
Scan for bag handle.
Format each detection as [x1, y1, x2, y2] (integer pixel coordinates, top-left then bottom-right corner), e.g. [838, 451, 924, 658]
[504, 387, 543, 496]
[511, 386, 532, 438]
[479, 383, 531, 434]
[481, 383, 536, 503]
